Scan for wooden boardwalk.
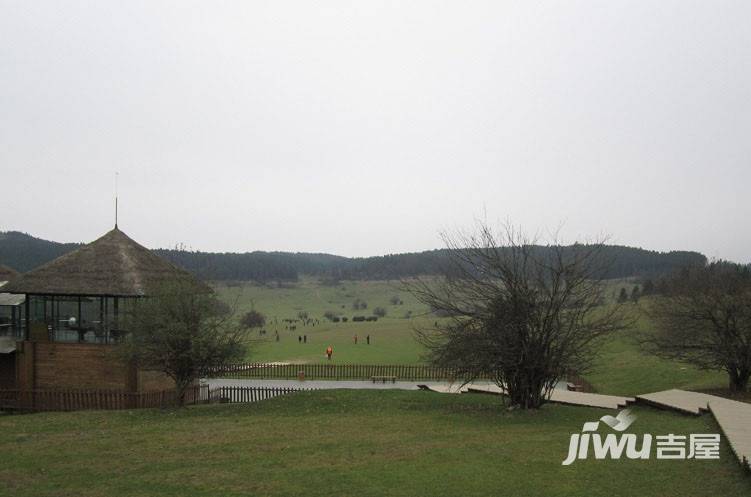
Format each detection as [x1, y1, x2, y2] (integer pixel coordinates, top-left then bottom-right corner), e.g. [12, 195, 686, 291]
[636, 389, 716, 415]
[709, 398, 751, 470]
[637, 389, 751, 469]
[548, 389, 634, 410]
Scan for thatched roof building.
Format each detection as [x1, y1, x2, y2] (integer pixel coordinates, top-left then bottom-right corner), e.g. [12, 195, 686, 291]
[0, 264, 18, 283]
[3, 228, 199, 297]
[0, 264, 23, 307]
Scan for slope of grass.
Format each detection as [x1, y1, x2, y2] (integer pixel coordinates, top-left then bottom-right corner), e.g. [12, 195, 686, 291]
[585, 304, 726, 395]
[215, 279, 732, 395]
[214, 278, 433, 364]
[1, 390, 749, 497]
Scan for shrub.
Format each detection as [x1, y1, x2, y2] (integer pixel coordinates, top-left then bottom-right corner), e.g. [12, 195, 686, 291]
[241, 310, 266, 329]
[373, 307, 387, 317]
[617, 287, 629, 303]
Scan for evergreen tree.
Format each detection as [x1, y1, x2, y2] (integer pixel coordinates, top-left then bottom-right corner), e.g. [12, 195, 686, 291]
[617, 287, 629, 303]
[631, 285, 641, 303]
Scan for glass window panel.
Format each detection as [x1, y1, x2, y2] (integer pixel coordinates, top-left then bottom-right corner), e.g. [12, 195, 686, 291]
[53, 296, 79, 343]
[0, 305, 11, 337]
[79, 296, 102, 343]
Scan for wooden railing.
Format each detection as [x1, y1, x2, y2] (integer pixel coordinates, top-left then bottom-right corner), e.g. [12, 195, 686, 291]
[209, 363, 490, 381]
[0, 384, 308, 413]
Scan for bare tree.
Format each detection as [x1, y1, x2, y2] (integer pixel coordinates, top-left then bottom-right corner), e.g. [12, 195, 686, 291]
[404, 223, 627, 409]
[645, 262, 751, 393]
[120, 282, 251, 405]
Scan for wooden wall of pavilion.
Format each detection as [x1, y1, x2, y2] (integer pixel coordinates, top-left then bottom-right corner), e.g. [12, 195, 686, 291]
[14, 341, 175, 392]
[0, 353, 15, 389]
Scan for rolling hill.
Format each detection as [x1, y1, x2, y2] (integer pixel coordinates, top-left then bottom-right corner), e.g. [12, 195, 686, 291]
[0, 230, 707, 282]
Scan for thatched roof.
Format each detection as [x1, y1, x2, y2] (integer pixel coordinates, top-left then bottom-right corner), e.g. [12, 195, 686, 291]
[0, 264, 18, 282]
[2, 228, 203, 297]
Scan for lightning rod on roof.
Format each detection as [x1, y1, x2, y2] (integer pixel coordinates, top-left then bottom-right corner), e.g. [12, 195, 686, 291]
[115, 171, 119, 229]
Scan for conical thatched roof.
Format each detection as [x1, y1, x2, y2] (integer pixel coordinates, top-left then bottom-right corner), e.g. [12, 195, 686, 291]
[2, 228, 202, 297]
[0, 264, 19, 282]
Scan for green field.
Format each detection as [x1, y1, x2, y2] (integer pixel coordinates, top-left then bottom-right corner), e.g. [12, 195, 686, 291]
[586, 311, 726, 395]
[215, 278, 729, 395]
[1, 390, 748, 497]
[2, 278, 747, 496]
[214, 278, 434, 365]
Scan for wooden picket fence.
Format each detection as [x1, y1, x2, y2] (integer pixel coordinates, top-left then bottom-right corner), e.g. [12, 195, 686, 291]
[0, 385, 208, 412]
[210, 363, 490, 381]
[0, 385, 308, 413]
[209, 385, 313, 404]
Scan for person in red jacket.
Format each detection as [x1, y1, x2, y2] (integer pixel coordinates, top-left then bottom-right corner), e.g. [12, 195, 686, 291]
[326, 345, 333, 361]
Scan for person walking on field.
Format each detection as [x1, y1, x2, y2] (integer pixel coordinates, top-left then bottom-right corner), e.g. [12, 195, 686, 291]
[326, 345, 333, 361]
[353, 334, 358, 344]
[366, 335, 370, 345]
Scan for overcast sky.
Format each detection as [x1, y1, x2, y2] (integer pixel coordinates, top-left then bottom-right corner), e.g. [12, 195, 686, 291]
[1, 1, 749, 262]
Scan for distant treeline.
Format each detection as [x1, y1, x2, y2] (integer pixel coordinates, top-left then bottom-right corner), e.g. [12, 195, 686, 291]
[0, 230, 708, 282]
[0, 231, 82, 273]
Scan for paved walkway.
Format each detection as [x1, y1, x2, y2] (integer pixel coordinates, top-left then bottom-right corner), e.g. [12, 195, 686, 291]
[422, 383, 634, 409]
[205, 378, 504, 392]
[208, 378, 569, 392]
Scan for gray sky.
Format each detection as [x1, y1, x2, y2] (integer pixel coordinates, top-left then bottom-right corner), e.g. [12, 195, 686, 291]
[1, 1, 749, 262]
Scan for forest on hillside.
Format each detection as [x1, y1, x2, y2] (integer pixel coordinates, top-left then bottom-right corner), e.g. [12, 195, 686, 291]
[0, 230, 708, 282]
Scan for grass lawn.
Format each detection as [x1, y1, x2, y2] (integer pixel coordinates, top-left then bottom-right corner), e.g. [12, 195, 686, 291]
[1, 390, 748, 497]
[214, 278, 433, 364]
[585, 305, 727, 396]
[215, 278, 731, 396]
